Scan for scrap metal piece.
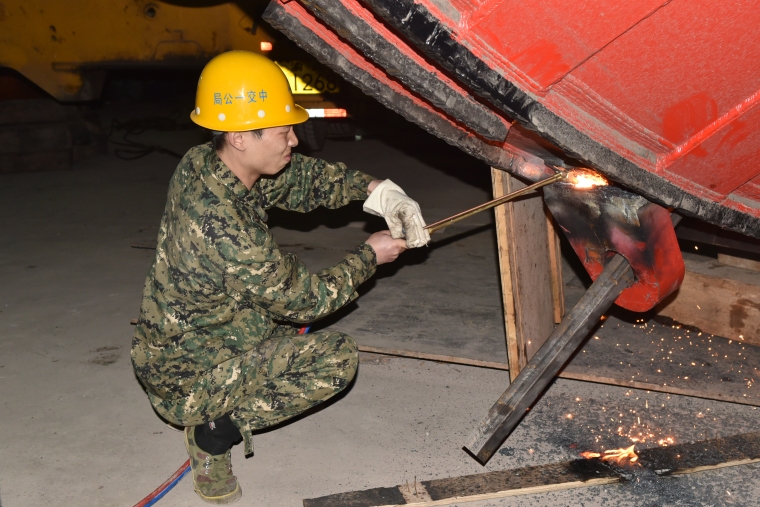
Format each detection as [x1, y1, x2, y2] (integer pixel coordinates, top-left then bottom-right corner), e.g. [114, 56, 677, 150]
[296, 0, 509, 142]
[544, 182, 684, 312]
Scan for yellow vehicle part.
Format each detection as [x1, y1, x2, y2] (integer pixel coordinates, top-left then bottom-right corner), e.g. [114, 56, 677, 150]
[0, 1, 276, 101]
[276, 61, 340, 95]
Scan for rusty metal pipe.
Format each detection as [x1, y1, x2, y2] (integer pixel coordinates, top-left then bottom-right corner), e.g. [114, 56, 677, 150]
[464, 253, 635, 464]
[424, 171, 566, 234]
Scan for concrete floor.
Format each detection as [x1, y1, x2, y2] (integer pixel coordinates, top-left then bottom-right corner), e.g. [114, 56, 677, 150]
[2, 105, 759, 507]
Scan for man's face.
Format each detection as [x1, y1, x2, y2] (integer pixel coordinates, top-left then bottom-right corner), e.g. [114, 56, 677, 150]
[246, 125, 298, 177]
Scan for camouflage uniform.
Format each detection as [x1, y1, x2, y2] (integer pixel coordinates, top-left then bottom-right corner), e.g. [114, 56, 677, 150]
[131, 143, 377, 455]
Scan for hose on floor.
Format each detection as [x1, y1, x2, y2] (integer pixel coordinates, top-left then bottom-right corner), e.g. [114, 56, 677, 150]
[133, 324, 311, 506]
[132, 460, 191, 507]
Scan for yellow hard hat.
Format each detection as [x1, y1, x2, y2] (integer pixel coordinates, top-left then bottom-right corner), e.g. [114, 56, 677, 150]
[190, 50, 309, 131]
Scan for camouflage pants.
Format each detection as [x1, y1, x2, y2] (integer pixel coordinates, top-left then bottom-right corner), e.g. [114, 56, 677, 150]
[158, 327, 358, 456]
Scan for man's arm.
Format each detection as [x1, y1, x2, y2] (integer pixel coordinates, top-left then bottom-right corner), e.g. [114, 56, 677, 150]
[218, 221, 378, 323]
[258, 153, 376, 212]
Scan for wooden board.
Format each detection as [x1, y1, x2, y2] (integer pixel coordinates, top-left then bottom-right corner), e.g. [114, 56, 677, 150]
[717, 253, 760, 272]
[304, 460, 619, 507]
[656, 258, 760, 347]
[546, 212, 565, 324]
[303, 432, 760, 507]
[491, 168, 561, 381]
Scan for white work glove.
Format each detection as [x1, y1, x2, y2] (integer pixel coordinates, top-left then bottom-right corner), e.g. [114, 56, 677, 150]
[363, 179, 430, 248]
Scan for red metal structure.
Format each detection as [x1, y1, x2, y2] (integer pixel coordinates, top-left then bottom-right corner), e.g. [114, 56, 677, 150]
[264, 0, 760, 241]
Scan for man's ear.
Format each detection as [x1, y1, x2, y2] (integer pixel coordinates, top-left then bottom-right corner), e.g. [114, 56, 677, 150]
[227, 131, 247, 152]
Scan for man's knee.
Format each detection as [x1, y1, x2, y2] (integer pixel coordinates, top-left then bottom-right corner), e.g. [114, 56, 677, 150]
[335, 332, 358, 382]
[310, 331, 358, 385]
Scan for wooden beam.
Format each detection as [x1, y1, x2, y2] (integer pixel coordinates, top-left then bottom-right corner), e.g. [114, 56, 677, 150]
[304, 432, 760, 507]
[717, 253, 760, 272]
[556, 371, 760, 407]
[303, 460, 619, 507]
[491, 168, 559, 381]
[465, 254, 635, 463]
[357, 345, 510, 372]
[545, 210, 565, 324]
[656, 262, 760, 347]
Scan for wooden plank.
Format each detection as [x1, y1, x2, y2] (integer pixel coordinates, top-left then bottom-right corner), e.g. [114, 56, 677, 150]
[545, 210, 565, 324]
[303, 486, 406, 507]
[639, 432, 760, 475]
[492, 168, 520, 380]
[465, 254, 635, 463]
[491, 168, 556, 381]
[303, 459, 619, 507]
[358, 344, 760, 407]
[717, 252, 760, 272]
[358, 345, 510, 372]
[656, 268, 760, 347]
[303, 432, 760, 507]
[556, 371, 760, 407]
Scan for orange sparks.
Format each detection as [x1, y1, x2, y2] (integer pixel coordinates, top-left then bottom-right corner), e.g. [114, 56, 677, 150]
[566, 169, 609, 189]
[581, 445, 638, 464]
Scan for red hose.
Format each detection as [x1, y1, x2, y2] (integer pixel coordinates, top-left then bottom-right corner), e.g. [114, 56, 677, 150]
[133, 459, 191, 507]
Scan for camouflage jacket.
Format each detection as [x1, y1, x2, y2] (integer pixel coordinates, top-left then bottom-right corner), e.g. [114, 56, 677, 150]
[131, 143, 377, 400]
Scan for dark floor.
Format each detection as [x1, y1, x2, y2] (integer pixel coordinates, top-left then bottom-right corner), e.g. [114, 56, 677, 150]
[1, 101, 759, 507]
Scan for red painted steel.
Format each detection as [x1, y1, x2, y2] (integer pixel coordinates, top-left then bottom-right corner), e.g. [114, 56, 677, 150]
[576, 203, 684, 313]
[280, 0, 556, 181]
[275, 0, 759, 310]
[419, 0, 760, 213]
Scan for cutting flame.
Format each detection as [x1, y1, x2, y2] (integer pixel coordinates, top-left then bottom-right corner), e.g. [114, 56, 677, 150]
[580, 445, 638, 464]
[566, 169, 609, 189]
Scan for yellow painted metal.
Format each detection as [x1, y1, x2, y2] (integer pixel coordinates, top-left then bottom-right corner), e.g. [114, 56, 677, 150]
[276, 61, 341, 95]
[0, 0, 276, 101]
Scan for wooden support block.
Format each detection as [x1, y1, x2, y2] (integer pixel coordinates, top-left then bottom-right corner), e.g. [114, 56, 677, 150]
[718, 253, 760, 272]
[491, 168, 563, 381]
[656, 257, 760, 347]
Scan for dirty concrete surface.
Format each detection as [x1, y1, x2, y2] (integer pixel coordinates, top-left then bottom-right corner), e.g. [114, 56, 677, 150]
[1, 104, 759, 507]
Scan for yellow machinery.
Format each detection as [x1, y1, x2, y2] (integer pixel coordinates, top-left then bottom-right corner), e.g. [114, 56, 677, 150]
[0, 0, 342, 105]
[0, 0, 347, 150]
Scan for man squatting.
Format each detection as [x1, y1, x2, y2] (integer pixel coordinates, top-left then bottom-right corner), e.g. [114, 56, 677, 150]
[131, 51, 431, 504]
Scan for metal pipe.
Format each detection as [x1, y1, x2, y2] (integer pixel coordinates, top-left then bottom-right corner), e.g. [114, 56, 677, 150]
[424, 171, 566, 234]
[463, 253, 635, 464]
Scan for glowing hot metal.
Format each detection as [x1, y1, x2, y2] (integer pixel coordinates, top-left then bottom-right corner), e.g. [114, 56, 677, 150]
[566, 168, 609, 189]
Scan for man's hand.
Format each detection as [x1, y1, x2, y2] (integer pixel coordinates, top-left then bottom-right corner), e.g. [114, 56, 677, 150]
[365, 231, 407, 265]
[364, 179, 430, 248]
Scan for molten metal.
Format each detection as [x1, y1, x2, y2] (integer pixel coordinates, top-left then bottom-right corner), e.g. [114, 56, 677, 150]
[581, 445, 638, 464]
[567, 169, 609, 189]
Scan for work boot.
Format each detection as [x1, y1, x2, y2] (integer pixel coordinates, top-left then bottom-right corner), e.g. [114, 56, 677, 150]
[184, 426, 242, 504]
